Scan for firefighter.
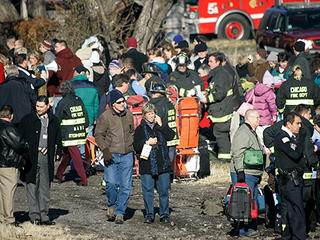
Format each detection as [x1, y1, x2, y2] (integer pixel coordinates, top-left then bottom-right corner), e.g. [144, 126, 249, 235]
[274, 112, 307, 240]
[168, 52, 204, 97]
[276, 64, 320, 117]
[200, 52, 234, 161]
[149, 82, 179, 163]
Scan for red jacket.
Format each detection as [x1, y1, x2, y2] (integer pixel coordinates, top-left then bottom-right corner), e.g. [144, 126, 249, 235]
[0, 63, 4, 84]
[47, 48, 82, 96]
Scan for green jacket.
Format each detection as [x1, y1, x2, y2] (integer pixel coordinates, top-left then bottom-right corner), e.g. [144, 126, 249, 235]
[71, 74, 99, 124]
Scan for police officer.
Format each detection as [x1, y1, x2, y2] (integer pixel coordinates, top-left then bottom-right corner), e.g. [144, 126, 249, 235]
[274, 112, 307, 240]
[168, 52, 204, 97]
[276, 64, 320, 117]
[149, 83, 179, 164]
[200, 52, 234, 161]
[264, 104, 318, 235]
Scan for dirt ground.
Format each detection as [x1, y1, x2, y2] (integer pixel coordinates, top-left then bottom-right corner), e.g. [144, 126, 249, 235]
[9, 162, 320, 240]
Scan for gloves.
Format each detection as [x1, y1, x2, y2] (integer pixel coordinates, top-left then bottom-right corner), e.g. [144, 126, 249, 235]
[237, 171, 245, 183]
[103, 147, 114, 166]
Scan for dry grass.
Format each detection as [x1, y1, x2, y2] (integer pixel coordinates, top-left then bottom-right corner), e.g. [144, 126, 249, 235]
[185, 161, 269, 186]
[206, 39, 256, 66]
[0, 222, 95, 240]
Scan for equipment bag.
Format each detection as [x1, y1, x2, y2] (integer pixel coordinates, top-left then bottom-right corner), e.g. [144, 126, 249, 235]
[227, 182, 258, 222]
[243, 150, 264, 170]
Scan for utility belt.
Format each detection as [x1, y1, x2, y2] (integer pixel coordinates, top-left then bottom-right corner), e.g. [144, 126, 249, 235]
[278, 168, 303, 186]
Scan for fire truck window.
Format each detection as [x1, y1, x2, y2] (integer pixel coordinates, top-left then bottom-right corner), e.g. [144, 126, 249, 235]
[266, 14, 279, 30]
[275, 15, 285, 31]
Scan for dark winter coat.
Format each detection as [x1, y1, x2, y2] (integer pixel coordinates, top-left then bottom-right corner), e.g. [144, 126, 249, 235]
[134, 119, 174, 175]
[0, 119, 28, 168]
[121, 48, 148, 73]
[206, 65, 234, 122]
[19, 111, 62, 183]
[276, 75, 320, 116]
[95, 108, 134, 154]
[17, 66, 46, 89]
[0, 76, 35, 124]
[92, 65, 110, 99]
[55, 94, 89, 147]
[168, 69, 204, 97]
[48, 48, 82, 96]
[194, 56, 209, 72]
[293, 52, 312, 80]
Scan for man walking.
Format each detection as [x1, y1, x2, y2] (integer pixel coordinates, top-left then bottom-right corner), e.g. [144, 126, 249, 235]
[55, 82, 89, 186]
[95, 89, 134, 224]
[20, 96, 62, 225]
[0, 105, 28, 226]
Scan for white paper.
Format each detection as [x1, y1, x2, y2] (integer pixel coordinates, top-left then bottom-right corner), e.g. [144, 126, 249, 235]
[140, 144, 152, 160]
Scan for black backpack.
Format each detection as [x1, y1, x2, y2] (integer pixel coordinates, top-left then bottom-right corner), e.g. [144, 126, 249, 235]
[227, 182, 258, 223]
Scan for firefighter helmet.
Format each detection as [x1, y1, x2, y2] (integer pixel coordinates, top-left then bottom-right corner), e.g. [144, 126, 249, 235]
[174, 52, 190, 66]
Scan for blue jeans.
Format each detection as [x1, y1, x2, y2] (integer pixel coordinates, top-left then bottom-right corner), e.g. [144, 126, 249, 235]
[230, 172, 260, 236]
[104, 152, 133, 216]
[141, 172, 170, 219]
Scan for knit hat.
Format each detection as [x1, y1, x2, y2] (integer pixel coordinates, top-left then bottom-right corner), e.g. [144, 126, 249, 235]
[41, 40, 52, 50]
[73, 65, 88, 74]
[257, 48, 268, 59]
[109, 89, 124, 106]
[90, 51, 100, 64]
[267, 51, 278, 62]
[175, 40, 189, 49]
[297, 39, 312, 50]
[173, 34, 183, 44]
[126, 37, 137, 48]
[195, 42, 208, 53]
[294, 41, 305, 52]
[108, 60, 120, 70]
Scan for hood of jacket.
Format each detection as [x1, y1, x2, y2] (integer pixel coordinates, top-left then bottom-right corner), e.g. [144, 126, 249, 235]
[57, 48, 76, 60]
[71, 74, 88, 82]
[254, 82, 273, 96]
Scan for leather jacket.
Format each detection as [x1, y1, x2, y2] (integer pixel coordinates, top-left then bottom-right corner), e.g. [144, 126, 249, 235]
[0, 119, 28, 168]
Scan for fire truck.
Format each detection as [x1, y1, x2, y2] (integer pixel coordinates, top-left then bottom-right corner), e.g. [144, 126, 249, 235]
[163, 0, 320, 40]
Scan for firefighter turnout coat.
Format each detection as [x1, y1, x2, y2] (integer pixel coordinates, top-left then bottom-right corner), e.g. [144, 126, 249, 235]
[276, 75, 320, 116]
[55, 94, 89, 147]
[206, 65, 234, 123]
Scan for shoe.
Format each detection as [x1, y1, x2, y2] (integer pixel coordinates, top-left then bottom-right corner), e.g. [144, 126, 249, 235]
[144, 216, 154, 224]
[40, 220, 56, 226]
[30, 219, 41, 225]
[106, 207, 115, 222]
[76, 182, 88, 186]
[53, 175, 62, 184]
[160, 216, 170, 224]
[115, 215, 124, 224]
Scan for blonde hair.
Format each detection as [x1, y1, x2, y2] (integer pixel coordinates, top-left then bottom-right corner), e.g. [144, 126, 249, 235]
[0, 54, 8, 66]
[291, 65, 303, 80]
[142, 103, 156, 116]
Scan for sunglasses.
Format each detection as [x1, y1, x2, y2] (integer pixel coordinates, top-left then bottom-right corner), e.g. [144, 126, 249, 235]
[115, 100, 125, 104]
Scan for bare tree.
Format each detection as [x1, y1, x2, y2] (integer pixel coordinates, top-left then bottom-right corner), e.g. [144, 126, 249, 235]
[133, 0, 173, 52]
[28, 0, 47, 18]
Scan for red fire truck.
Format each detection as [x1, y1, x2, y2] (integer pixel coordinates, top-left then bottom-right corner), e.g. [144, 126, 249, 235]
[163, 0, 320, 40]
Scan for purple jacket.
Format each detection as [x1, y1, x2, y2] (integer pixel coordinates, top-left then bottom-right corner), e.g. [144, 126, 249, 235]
[245, 82, 277, 126]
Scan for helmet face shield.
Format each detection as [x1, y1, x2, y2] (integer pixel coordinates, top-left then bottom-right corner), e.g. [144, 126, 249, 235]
[175, 53, 190, 66]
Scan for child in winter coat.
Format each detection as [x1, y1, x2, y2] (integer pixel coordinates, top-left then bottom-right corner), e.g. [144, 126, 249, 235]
[245, 80, 277, 148]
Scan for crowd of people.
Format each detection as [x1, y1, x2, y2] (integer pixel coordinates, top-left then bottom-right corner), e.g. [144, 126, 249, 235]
[0, 33, 320, 239]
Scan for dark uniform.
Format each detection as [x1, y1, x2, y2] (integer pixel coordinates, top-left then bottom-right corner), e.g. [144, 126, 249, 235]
[168, 69, 204, 97]
[276, 75, 320, 116]
[274, 126, 306, 240]
[206, 65, 234, 160]
[264, 115, 319, 234]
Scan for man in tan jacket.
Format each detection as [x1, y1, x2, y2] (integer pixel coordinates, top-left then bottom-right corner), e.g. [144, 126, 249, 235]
[95, 89, 134, 224]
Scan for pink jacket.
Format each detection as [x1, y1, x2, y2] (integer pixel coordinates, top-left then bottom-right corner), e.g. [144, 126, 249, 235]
[245, 82, 277, 126]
